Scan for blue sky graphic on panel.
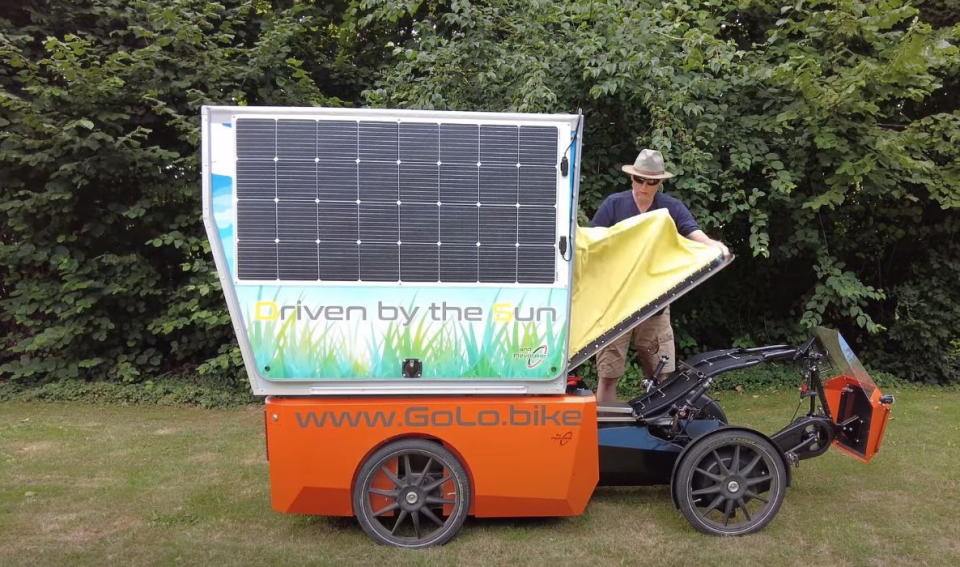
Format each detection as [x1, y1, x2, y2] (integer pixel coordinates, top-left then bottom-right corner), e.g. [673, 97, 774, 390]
[212, 173, 235, 274]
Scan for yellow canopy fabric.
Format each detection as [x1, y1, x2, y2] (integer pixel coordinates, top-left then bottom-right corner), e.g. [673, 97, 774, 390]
[569, 209, 723, 363]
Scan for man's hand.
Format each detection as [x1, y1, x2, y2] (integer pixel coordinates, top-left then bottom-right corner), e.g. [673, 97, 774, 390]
[686, 230, 731, 258]
[711, 240, 731, 258]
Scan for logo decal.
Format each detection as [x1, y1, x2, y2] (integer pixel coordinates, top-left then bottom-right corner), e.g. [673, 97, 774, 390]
[513, 344, 548, 369]
[551, 431, 574, 446]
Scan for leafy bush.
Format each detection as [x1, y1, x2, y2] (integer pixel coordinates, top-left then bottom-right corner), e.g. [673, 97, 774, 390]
[0, 0, 391, 388]
[1, 0, 957, 397]
[363, 0, 960, 382]
[0, 377, 255, 408]
[866, 243, 960, 384]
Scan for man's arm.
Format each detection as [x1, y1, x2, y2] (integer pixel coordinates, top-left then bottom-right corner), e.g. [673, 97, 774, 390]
[686, 229, 730, 258]
[666, 197, 730, 257]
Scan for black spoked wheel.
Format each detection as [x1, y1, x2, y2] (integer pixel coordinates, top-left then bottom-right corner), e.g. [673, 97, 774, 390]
[674, 429, 787, 536]
[354, 439, 470, 548]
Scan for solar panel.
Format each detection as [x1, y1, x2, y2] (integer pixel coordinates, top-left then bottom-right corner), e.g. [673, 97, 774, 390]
[235, 118, 560, 284]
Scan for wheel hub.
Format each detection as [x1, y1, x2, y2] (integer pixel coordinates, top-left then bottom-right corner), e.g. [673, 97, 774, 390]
[727, 480, 740, 493]
[399, 486, 425, 511]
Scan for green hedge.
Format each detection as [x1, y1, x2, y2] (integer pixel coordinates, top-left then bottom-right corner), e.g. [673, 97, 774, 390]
[1, 0, 957, 394]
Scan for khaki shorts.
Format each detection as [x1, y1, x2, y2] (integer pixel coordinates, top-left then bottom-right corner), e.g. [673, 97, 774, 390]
[596, 306, 675, 383]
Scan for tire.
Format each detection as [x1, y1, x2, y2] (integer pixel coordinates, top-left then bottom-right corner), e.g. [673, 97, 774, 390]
[353, 439, 471, 548]
[673, 429, 787, 536]
[691, 393, 727, 423]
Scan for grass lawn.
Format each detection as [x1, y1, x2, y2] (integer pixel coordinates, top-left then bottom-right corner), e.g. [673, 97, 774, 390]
[1, 388, 958, 566]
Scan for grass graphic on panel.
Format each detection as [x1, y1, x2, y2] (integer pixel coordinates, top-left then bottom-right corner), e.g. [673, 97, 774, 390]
[371, 298, 439, 377]
[246, 288, 372, 379]
[246, 289, 566, 379]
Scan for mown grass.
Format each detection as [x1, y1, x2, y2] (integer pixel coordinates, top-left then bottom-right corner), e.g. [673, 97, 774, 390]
[1, 388, 957, 566]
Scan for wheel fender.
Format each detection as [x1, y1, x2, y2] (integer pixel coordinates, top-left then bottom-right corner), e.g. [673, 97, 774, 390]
[670, 426, 792, 509]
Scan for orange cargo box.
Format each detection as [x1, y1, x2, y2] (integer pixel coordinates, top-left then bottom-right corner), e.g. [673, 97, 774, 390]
[264, 395, 598, 518]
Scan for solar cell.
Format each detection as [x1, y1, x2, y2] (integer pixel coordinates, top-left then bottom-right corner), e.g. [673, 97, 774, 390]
[235, 117, 559, 284]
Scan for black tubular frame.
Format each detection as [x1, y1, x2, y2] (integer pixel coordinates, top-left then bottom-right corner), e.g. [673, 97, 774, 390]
[627, 344, 797, 420]
[625, 338, 840, 463]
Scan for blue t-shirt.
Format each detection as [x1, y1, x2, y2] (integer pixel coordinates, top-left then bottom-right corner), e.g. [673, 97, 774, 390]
[590, 191, 700, 236]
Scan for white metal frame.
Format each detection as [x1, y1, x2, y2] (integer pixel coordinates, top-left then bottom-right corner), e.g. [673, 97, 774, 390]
[201, 105, 584, 396]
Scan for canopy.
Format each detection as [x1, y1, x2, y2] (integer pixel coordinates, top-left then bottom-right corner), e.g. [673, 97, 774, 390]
[568, 209, 729, 369]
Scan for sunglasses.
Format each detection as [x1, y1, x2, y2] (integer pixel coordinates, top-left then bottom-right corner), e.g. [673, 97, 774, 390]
[632, 175, 662, 186]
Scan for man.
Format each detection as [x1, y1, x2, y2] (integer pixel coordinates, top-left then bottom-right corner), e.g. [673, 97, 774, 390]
[591, 149, 729, 403]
